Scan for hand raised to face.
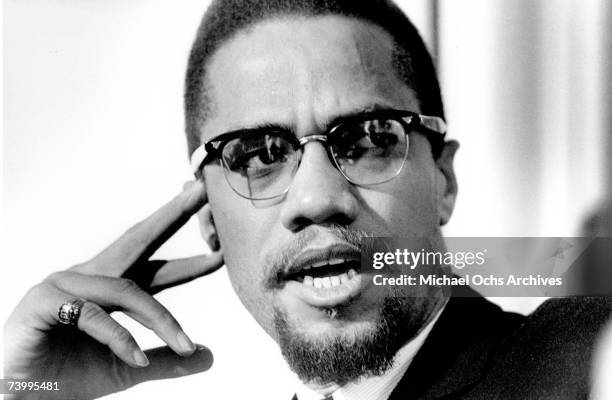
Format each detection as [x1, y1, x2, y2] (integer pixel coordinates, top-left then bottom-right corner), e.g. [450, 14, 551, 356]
[4, 180, 223, 399]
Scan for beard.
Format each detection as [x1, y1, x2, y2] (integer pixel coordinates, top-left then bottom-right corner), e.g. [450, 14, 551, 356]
[274, 296, 432, 386]
[264, 223, 444, 385]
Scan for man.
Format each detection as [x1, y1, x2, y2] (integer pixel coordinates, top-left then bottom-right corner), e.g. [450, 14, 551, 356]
[4, 0, 611, 399]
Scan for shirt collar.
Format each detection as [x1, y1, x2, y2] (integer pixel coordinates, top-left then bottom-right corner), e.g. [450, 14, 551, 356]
[294, 302, 447, 400]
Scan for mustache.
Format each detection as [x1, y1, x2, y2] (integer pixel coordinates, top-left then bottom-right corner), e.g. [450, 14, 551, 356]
[263, 224, 373, 288]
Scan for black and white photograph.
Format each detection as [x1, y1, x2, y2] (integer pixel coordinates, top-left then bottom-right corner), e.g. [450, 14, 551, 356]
[2, 1, 612, 399]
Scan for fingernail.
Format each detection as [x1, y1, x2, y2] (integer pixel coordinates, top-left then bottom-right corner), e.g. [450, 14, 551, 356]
[177, 331, 196, 354]
[133, 349, 149, 367]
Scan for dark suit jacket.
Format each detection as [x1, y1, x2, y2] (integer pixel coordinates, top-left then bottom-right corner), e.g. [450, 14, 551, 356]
[389, 293, 611, 399]
[293, 293, 611, 400]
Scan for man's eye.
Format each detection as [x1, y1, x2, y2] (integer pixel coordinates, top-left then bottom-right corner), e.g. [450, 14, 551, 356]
[224, 135, 291, 172]
[332, 118, 402, 160]
[258, 143, 286, 165]
[369, 129, 399, 148]
[364, 120, 400, 147]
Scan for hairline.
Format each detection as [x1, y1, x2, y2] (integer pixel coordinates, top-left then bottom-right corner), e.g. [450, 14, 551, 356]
[197, 14, 419, 136]
[185, 2, 444, 158]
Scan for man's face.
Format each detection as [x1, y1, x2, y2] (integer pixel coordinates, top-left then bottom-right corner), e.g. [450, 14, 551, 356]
[200, 15, 456, 383]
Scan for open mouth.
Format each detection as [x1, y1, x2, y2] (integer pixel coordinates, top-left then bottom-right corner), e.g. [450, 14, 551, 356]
[278, 246, 365, 307]
[285, 258, 361, 288]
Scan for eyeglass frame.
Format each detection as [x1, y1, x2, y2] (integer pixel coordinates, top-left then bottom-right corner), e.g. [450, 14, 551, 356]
[190, 109, 447, 198]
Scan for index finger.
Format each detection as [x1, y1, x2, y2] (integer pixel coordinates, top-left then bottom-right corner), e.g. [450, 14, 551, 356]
[86, 180, 208, 276]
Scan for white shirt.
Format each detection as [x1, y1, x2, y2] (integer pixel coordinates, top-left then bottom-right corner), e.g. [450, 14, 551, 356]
[294, 304, 447, 400]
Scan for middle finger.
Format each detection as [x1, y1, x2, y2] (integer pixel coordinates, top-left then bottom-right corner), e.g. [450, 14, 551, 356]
[48, 271, 196, 356]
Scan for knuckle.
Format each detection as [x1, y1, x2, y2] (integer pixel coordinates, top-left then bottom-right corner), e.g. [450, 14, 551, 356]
[154, 309, 177, 329]
[25, 282, 49, 300]
[78, 302, 110, 331]
[110, 325, 133, 344]
[44, 271, 70, 284]
[116, 278, 141, 295]
[20, 283, 54, 313]
[80, 302, 105, 322]
[123, 223, 148, 246]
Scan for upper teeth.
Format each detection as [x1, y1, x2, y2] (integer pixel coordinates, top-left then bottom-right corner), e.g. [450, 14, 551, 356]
[305, 270, 357, 288]
[306, 258, 346, 269]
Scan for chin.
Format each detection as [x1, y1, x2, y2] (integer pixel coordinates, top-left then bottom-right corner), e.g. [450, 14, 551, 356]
[274, 296, 429, 385]
[299, 309, 381, 339]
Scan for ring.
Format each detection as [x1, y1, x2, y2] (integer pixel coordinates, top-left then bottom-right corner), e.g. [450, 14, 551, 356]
[58, 298, 86, 325]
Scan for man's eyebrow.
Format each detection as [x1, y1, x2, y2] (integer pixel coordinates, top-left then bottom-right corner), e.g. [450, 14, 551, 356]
[240, 122, 293, 133]
[217, 122, 293, 139]
[325, 104, 396, 130]
[221, 104, 395, 138]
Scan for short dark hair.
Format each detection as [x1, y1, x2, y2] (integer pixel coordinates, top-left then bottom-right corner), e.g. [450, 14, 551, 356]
[184, 0, 445, 156]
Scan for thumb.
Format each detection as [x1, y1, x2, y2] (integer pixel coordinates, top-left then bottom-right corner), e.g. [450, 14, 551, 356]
[125, 344, 213, 387]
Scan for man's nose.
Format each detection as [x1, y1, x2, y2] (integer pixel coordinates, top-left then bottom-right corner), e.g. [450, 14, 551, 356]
[279, 142, 359, 232]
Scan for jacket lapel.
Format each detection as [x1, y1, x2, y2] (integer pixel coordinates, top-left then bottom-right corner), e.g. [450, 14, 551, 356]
[290, 288, 525, 400]
[389, 291, 524, 399]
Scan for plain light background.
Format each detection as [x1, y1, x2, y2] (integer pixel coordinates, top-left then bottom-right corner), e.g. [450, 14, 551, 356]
[3, 1, 610, 399]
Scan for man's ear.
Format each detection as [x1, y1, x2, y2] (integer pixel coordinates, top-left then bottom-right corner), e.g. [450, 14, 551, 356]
[184, 180, 220, 251]
[435, 140, 459, 226]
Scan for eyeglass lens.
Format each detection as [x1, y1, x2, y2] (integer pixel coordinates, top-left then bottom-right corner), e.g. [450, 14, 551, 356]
[220, 116, 410, 200]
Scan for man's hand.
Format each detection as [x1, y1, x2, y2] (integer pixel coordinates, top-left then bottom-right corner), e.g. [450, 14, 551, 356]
[3, 180, 223, 399]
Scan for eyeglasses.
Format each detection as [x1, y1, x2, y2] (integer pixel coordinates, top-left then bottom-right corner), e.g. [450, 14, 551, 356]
[190, 109, 447, 200]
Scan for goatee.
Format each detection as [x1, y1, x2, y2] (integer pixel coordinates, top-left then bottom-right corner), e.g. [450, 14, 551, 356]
[274, 297, 429, 386]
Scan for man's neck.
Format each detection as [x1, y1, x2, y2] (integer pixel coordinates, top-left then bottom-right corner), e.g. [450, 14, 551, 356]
[305, 382, 340, 397]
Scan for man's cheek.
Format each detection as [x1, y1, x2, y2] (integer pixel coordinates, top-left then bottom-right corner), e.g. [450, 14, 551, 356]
[361, 184, 437, 235]
[207, 195, 254, 253]
[226, 261, 278, 335]
[395, 167, 438, 223]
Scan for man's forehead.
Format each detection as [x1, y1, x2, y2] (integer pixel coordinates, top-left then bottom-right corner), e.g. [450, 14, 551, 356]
[201, 14, 419, 140]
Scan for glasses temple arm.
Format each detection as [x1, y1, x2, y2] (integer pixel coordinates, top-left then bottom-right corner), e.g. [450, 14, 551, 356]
[190, 144, 209, 175]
